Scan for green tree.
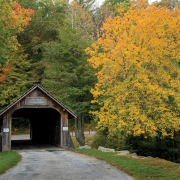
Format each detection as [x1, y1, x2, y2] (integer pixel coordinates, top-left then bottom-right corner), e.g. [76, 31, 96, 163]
[0, 0, 34, 64]
[0, 47, 31, 109]
[15, 0, 96, 145]
[42, 23, 96, 145]
[0, 0, 34, 109]
[16, 0, 68, 83]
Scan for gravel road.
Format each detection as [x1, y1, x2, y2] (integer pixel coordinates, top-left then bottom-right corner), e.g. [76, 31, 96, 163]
[0, 135, 134, 180]
[0, 147, 134, 180]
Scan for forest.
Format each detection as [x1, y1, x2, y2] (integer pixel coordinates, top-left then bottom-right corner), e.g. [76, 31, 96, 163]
[1, 0, 180, 162]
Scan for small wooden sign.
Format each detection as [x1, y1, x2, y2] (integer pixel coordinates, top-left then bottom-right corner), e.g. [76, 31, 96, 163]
[63, 127, 68, 131]
[3, 128, 9, 133]
[25, 97, 47, 105]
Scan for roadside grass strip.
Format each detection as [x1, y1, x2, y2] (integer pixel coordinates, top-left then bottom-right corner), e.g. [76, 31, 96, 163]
[73, 149, 180, 180]
[0, 151, 21, 175]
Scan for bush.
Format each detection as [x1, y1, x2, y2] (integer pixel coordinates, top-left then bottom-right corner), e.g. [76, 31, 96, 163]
[91, 129, 180, 163]
[127, 133, 180, 163]
[91, 130, 130, 150]
[12, 118, 30, 128]
[11, 118, 30, 135]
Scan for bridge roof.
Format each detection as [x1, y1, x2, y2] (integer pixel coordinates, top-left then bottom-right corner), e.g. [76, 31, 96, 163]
[0, 84, 77, 118]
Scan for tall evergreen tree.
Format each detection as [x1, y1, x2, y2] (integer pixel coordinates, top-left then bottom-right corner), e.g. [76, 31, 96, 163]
[16, 0, 68, 83]
[42, 23, 96, 145]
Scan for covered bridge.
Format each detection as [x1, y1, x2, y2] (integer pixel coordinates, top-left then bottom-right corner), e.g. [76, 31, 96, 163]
[0, 84, 76, 151]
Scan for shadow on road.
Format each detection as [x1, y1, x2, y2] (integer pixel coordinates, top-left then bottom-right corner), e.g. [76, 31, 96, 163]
[11, 140, 60, 150]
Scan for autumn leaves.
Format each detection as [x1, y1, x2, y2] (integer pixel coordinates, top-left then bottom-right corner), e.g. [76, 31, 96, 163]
[87, 1, 180, 138]
[0, 1, 34, 84]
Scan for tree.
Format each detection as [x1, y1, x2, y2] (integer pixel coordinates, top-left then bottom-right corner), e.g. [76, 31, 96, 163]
[16, 0, 68, 83]
[103, 0, 129, 5]
[155, 0, 180, 9]
[0, 47, 32, 108]
[0, 0, 34, 109]
[0, 0, 34, 65]
[74, 0, 96, 10]
[87, 1, 180, 139]
[93, 0, 130, 38]
[67, 1, 95, 40]
[0, 64, 10, 84]
[15, 0, 96, 145]
[42, 23, 96, 146]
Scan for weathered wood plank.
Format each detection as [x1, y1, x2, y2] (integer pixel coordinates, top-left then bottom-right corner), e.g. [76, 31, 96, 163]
[0, 84, 76, 151]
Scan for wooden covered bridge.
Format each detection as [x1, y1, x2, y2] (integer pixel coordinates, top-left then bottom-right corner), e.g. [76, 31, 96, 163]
[0, 84, 76, 151]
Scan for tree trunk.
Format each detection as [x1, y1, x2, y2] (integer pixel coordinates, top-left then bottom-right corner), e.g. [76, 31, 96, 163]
[75, 114, 85, 146]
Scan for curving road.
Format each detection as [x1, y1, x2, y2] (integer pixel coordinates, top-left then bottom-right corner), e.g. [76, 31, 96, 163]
[0, 146, 134, 180]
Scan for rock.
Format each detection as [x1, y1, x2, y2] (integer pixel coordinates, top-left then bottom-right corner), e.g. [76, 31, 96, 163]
[79, 145, 91, 149]
[98, 146, 115, 152]
[132, 156, 138, 159]
[98, 146, 104, 151]
[142, 157, 148, 160]
[142, 156, 154, 160]
[131, 153, 137, 156]
[117, 150, 130, 156]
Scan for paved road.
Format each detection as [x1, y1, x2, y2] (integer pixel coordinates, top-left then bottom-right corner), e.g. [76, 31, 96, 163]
[11, 132, 96, 141]
[11, 134, 30, 140]
[0, 148, 134, 180]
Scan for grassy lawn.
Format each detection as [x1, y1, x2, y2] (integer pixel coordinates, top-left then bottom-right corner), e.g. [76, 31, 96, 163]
[0, 151, 21, 175]
[71, 148, 180, 180]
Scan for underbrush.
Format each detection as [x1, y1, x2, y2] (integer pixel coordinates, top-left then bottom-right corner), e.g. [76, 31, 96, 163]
[11, 127, 30, 135]
[71, 134, 94, 148]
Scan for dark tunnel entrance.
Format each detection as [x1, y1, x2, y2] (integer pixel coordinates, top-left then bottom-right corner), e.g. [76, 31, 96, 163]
[0, 84, 76, 151]
[11, 108, 61, 148]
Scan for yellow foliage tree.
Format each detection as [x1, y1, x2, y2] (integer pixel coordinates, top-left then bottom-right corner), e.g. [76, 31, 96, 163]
[86, 0, 180, 138]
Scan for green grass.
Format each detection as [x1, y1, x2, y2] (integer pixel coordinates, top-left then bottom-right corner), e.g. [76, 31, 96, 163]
[72, 149, 180, 180]
[0, 151, 22, 175]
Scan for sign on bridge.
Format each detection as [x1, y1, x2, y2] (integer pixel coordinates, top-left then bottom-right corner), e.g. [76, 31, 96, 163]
[25, 97, 48, 105]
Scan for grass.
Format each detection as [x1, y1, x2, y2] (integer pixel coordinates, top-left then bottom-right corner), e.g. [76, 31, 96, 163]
[8, 131, 180, 179]
[72, 149, 180, 180]
[71, 148, 180, 180]
[71, 134, 180, 179]
[0, 151, 22, 175]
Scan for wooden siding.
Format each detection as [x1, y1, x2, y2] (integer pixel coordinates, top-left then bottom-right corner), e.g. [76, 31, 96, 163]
[0, 85, 76, 151]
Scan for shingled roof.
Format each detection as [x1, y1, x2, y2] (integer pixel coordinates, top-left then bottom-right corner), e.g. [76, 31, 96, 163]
[0, 84, 77, 118]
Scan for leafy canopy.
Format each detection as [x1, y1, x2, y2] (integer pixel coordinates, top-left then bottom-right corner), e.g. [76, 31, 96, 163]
[0, 0, 34, 108]
[87, 1, 180, 138]
[0, 0, 34, 65]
